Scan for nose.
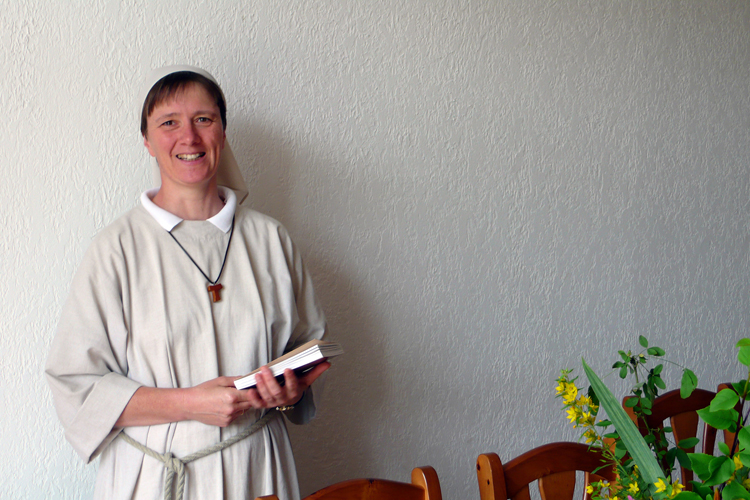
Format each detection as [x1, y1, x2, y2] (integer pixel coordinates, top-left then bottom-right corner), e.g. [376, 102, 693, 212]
[179, 122, 200, 144]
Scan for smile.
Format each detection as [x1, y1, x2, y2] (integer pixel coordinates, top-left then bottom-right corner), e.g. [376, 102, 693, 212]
[176, 153, 205, 161]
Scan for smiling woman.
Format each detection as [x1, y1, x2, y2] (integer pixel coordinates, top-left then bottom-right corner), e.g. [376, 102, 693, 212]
[143, 82, 227, 217]
[45, 66, 330, 500]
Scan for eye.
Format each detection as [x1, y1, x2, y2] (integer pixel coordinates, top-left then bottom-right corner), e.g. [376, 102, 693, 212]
[196, 116, 212, 124]
[161, 120, 175, 127]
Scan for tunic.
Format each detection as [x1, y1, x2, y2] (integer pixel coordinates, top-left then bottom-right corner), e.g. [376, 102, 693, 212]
[45, 198, 326, 500]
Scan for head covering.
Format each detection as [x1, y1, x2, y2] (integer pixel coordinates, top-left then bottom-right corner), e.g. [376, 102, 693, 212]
[139, 65, 248, 204]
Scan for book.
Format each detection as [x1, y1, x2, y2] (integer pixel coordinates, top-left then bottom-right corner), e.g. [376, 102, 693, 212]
[234, 339, 344, 390]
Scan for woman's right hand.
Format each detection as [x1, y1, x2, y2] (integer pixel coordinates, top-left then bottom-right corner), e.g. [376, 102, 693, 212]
[184, 377, 255, 427]
[115, 377, 254, 428]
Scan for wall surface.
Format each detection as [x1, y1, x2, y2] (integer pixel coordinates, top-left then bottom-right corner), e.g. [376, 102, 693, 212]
[1, 1, 749, 499]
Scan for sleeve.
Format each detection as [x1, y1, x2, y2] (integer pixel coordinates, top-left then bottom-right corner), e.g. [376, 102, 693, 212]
[276, 224, 328, 425]
[45, 237, 142, 463]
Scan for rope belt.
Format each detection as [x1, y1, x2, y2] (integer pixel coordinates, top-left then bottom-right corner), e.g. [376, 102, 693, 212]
[119, 410, 277, 500]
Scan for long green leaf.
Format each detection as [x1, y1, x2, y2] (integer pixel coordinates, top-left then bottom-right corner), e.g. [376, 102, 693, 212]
[583, 359, 666, 493]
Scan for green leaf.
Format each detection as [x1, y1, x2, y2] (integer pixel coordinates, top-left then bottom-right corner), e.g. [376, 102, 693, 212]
[654, 363, 664, 375]
[674, 448, 692, 469]
[654, 376, 667, 390]
[647, 346, 666, 356]
[723, 479, 750, 499]
[639, 335, 649, 347]
[718, 441, 731, 456]
[681, 369, 698, 398]
[711, 388, 740, 411]
[597, 419, 612, 427]
[619, 364, 628, 379]
[624, 397, 639, 408]
[733, 380, 748, 396]
[697, 407, 739, 431]
[688, 481, 713, 499]
[688, 453, 714, 480]
[582, 358, 665, 493]
[739, 345, 750, 367]
[619, 350, 630, 362]
[705, 455, 734, 486]
[738, 426, 750, 450]
[673, 493, 703, 500]
[679, 437, 700, 449]
[737, 338, 750, 347]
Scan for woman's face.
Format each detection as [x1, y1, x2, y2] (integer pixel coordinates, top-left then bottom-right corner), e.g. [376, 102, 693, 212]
[143, 82, 226, 194]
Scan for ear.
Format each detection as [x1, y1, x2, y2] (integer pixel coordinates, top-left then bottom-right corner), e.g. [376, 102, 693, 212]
[143, 134, 156, 158]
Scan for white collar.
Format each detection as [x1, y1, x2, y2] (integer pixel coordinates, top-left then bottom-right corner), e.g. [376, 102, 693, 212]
[140, 186, 237, 233]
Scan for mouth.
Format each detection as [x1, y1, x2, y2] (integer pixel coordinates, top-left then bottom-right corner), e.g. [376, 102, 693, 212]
[176, 153, 205, 161]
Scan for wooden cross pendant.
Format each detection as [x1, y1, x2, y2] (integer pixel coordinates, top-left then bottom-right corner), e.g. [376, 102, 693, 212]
[207, 283, 223, 303]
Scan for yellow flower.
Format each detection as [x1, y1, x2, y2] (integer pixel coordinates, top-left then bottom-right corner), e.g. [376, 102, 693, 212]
[627, 482, 639, 494]
[743, 477, 750, 489]
[563, 385, 578, 404]
[580, 411, 596, 428]
[583, 429, 598, 444]
[735, 454, 743, 470]
[555, 381, 567, 395]
[655, 478, 667, 493]
[566, 406, 580, 424]
[586, 484, 594, 494]
[669, 481, 684, 498]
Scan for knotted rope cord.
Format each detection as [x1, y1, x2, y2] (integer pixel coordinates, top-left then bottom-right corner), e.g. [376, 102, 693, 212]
[119, 410, 277, 500]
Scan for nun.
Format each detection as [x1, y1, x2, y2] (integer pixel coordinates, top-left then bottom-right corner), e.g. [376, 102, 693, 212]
[46, 65, 329, 500]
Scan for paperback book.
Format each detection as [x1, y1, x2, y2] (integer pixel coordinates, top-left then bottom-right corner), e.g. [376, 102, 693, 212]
[234, 339, 343, 390]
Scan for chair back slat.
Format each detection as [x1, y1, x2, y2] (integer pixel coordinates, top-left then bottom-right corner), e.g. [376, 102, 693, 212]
[538, 470, 575, 500]
[510, 487, 532, 500]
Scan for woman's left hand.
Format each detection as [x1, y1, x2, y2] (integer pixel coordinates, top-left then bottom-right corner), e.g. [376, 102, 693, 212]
[248, 361, 330, 409]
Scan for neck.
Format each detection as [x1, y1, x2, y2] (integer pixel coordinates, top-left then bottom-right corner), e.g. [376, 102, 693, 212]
[152, 184, 225, 220]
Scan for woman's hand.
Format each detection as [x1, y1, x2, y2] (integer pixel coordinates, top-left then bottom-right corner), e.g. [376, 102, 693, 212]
[183, 377, 255, 427]
[115, 377, 254, 428]
[115, 363, 329, 428]
[248, 362, 330, 410]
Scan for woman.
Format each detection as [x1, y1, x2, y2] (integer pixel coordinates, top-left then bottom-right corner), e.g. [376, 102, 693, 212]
[45, 65, 329, 500]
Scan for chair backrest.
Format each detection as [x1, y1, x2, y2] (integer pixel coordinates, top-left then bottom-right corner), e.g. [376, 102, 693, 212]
[623, 388, 719, 488]
[255, 466, 442, 500]
[477, 442, 616, 500]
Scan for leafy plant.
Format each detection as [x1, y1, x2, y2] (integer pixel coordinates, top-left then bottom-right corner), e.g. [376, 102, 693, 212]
[557, 337, 750, 499]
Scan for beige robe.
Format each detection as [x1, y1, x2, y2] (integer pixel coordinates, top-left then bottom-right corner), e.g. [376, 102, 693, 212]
[45, 204, 326, 500]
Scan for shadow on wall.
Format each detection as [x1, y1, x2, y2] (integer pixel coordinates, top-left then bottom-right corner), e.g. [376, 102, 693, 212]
[231, 120, 392, 494]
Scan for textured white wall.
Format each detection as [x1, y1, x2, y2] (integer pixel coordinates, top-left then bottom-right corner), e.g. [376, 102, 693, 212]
[2, 1, 749, 499]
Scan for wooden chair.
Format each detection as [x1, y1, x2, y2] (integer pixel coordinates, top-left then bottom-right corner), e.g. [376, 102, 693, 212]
[255, 466, 442, 500]
[622, 387, 730, 489]
[476, 442, 616, 500]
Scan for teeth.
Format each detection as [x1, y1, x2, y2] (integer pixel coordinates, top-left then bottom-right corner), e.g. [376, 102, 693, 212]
[177, 153, 203, 160]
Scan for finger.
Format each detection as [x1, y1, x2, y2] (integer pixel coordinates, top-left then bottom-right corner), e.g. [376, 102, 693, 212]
[282, 369, 301, 401]
[246, 388, 267, 409]
[284, 368, 299, 393]
[256, 367, 285, 403]
[216, 376, 239, 387]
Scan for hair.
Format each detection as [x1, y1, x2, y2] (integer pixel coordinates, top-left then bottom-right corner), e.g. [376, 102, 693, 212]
[140, 71, 227, 135]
